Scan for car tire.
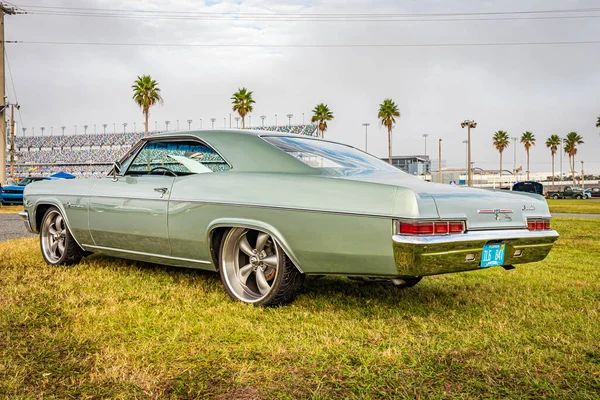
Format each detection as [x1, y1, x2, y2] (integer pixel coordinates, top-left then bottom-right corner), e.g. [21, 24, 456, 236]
[392, 277, 422, 288]
[576, 195, 583, 200]
[552, 195, 559, 200]
[219, 227, 304, 306]
[40, 207, 84, 266]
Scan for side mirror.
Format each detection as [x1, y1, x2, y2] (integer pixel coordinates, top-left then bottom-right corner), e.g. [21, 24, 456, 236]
[112, 161, 122, 181]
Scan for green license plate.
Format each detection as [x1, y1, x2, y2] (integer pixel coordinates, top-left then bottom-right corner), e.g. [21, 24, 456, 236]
[480, 243, 506, 268]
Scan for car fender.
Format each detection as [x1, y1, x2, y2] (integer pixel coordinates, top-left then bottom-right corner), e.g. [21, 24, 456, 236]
[206, 218, 304, 273]
[31, 198, 85, 250]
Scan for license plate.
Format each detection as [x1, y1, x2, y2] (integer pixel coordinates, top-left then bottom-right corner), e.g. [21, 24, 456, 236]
[480, 243, 506, 268]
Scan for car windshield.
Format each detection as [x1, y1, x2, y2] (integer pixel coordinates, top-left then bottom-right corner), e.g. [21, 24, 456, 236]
[17, 178, 34, 186]
[262, 136, 399, 173]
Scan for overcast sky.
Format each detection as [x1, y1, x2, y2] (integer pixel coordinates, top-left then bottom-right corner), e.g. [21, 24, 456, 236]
[5, 0, 600, 173]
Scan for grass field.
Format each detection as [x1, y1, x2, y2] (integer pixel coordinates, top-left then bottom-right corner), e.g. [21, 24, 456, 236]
[1, 218, 599, 399]
[547, 199, 600, 215]
[0, 205, 22, 214]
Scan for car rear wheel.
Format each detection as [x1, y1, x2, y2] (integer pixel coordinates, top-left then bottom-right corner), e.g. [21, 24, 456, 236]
[552, 195, 559, 200]
[40, 207, 84, 266]
[219, 227, 304, 306]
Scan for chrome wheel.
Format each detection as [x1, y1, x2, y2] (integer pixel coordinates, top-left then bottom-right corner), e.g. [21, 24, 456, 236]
[221, 228, 281, 303]
[41, 209, 67, 263]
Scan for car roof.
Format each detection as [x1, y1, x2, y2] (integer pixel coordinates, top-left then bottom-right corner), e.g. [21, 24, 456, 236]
[141, 129, 318, 173]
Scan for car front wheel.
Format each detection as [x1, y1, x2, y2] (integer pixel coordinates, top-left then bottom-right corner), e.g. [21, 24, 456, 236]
[219, 227, 304, 306]
[40, 207, 84, 266]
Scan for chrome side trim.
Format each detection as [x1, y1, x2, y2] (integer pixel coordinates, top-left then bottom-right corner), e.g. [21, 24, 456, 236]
[90, 194, 169, 202]
[171, 198, 396, 219]
[393, 229, 559, 245]
[82, 244, 212, 265]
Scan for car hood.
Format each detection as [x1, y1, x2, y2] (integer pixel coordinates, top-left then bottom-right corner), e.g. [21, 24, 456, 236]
[338, 171, 550, 230]
[1, 185, 25, 192]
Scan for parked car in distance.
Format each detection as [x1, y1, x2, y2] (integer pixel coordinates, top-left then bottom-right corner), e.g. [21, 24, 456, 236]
[546, 186, 587, 200]
[20, 130, 559, 306]
[512, 181, 543, 196]
[587, 187, 600, 198]
[1, 177, 49, 205]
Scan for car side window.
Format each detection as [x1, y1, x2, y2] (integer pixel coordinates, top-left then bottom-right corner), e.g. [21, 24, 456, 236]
[125, 140, 231, 176]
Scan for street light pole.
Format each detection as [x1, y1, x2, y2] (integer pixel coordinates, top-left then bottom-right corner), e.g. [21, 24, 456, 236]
[62, 126, 66, 136]
[422, 133, 429, 156]
[83, 125, 88, 135]
[40, 127, 45, 137]
[22, 127, 26, 137]
[275, 114, 278, 126]
[187, 119, 192, 130]
[362, 123, 370, 152]
[260, 115, 266, 127]
[302, 112, 305, 125]
[200, 118, 202, 129]
[438, 138, 443, 183]
[123, 123, 127, 134]
[287, 114, 293, 128]
[461, 120, 477, 186]
[235, 116, 240, 128]
[511, 136, 517, 176]
[559, 137, 563, 182]
[581, 161, 585, 189]
[165, 120, 170, 131]
[102, 124, 107, 134]
[462, 140, 468, 184]
[210, 118, 216, 129]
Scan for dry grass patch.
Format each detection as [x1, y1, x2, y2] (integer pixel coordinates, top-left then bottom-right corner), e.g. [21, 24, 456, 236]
[0, 204, 22, 214]
[1, 218, 599, 398]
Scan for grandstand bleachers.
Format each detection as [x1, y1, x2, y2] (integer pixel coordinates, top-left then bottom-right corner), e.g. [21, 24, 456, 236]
[5, 125, 318, 179]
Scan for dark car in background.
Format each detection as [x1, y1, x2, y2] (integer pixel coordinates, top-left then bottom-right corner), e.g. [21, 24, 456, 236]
[512, 181, 544, 196]
[589, 187, 600, 198]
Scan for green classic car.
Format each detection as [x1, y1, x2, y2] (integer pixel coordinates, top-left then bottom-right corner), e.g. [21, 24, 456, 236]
[20, 130, 558, 306]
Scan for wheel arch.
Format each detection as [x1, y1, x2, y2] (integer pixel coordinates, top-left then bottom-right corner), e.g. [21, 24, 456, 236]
[32, 199, 85, 250]
[206, 218, 304, 274]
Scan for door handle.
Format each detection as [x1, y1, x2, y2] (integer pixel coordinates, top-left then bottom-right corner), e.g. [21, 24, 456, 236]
[154, 187, 169, 198]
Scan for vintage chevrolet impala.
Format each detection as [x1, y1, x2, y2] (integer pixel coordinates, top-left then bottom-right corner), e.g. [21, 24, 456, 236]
[20, 130, 558, 306]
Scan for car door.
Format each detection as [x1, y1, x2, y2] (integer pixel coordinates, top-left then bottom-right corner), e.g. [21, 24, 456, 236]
[88, 140, 176, 255]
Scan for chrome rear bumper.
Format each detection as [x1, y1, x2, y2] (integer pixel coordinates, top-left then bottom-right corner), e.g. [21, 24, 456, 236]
[392, 229, 559, 277]
[18, 210, 35, 233]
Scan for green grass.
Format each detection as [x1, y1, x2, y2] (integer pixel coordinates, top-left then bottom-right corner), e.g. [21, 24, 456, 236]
[1, 218, 599, 398]
[0, 204, 22, 214]
[547, 199, 600, 214]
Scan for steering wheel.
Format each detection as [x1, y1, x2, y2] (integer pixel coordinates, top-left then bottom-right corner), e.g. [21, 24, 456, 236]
[149, 166, 177, 177]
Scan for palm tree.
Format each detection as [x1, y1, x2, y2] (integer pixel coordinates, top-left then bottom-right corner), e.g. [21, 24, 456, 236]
[563, 132, 584, 186]
[520, 131, 536, 180]
[378, 99, 400, 164]
[545, 135, 561, 189]
[492, 131, 510, 188]
[132, 75, 163, 136]
[231, 88, 255, 129]
[311, 103, 334, 138]
[596, 115, 600, 128]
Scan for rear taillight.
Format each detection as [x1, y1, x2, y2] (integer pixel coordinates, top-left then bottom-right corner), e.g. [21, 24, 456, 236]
[527, 218, 551, 231]
[398, 220, 465, 236]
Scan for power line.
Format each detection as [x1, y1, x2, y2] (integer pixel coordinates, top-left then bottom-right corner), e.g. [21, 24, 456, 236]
[14, 4, 600, 16]
[6, 40, 600, 48]
[19, 11, 600, 22]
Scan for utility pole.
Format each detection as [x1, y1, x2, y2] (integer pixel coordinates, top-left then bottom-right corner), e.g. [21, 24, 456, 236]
[8, 102, 18, 178]
[438, 138, 443, 183]
[0, 3, 17, 184]
[581, 161, 585, 189]
[422, 134, 429, 156]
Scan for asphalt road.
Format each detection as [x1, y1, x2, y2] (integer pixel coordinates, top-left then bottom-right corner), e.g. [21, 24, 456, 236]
[0, 214, 36, 242]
